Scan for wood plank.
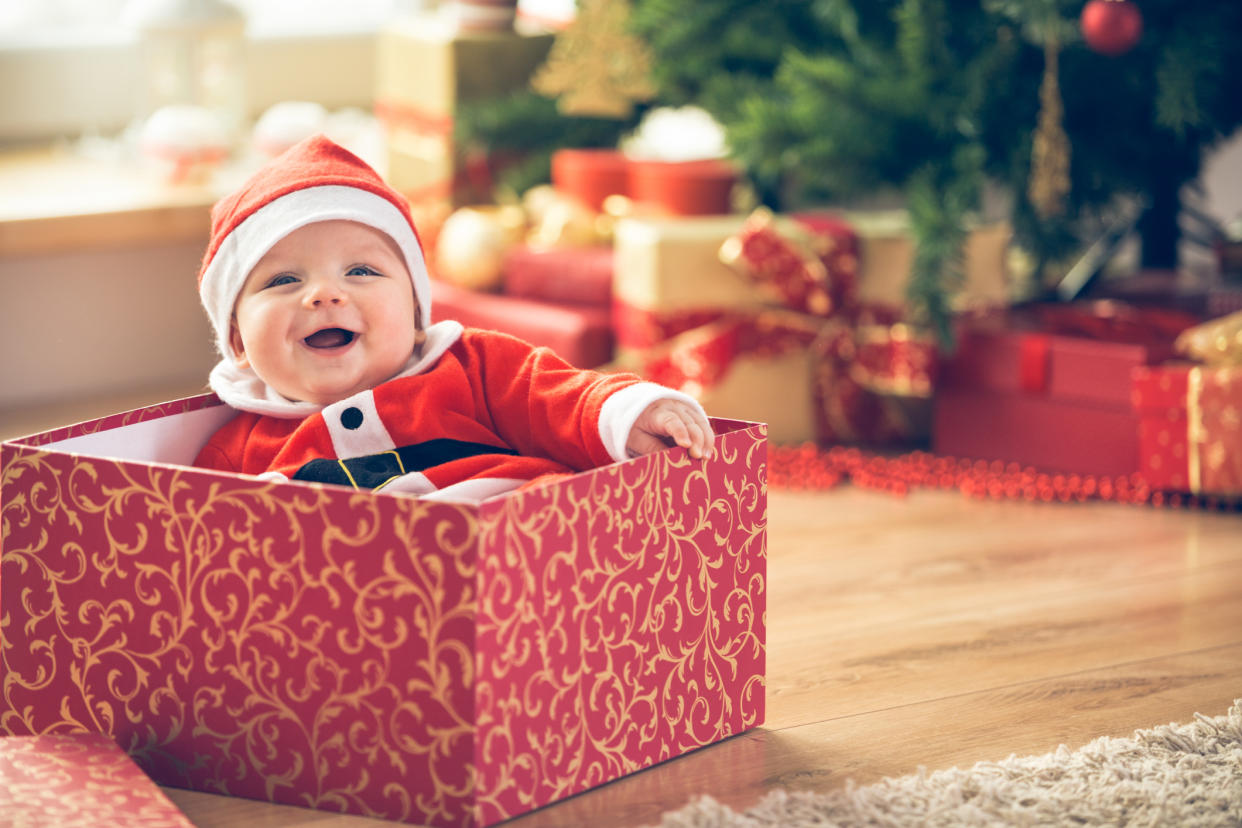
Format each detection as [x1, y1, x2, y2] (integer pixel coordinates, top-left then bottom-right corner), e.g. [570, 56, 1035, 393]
[767, 563, 1242, 729]
[161, 787, 396, 827]
[769, 490, 1242, 631]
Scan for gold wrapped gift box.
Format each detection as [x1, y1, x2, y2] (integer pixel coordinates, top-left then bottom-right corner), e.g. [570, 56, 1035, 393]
[375, 14, 553, 205]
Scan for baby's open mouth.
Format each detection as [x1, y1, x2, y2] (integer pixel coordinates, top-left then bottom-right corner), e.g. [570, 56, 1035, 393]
[304, 328, 355, 349]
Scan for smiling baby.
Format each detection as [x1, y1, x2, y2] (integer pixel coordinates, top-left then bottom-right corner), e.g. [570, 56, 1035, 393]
[193, 135, 713, 501]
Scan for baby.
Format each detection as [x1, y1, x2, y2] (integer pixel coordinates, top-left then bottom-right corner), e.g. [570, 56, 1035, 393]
[193, 135, 713, 501]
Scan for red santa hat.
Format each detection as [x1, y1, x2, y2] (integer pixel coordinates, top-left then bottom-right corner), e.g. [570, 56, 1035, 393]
[198, 134, 431, 361]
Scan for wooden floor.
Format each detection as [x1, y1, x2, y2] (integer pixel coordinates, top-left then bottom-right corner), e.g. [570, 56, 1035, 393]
[159, 484, 1242, 827]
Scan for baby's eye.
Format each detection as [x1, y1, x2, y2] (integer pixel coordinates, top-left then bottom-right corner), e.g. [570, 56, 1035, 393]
[347, 265, 381, 277]
[265, 273, 298, 289]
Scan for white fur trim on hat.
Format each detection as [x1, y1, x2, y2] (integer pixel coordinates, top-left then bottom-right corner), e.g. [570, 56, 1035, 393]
[199, 184, 433, 362]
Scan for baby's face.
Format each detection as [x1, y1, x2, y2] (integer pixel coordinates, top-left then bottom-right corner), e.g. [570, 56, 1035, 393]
[230, 220, 419, 405]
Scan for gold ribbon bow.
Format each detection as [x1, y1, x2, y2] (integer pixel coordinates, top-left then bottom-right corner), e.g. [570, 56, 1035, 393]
[1172, 310, 1242, 493]
[1174, 309, 1242, 366]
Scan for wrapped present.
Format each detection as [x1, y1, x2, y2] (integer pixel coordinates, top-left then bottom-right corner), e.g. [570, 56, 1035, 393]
[933, 302, 1197, 476]
[612, 214, 762, 352]
[375, 14, 553, 205]
[432, 278, 615, 367]
[1132, 311, 1242, 495]
[0, 395, 767, 828]
[623, 208, 936, 446]
[845, 210, 1013, 311]
[0, 733, 195, 828]
[501, 244, 614, 307]
[639, 310, 935, 446]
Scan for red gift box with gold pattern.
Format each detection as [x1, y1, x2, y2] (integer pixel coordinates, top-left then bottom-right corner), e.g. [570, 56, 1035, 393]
[1131, 311, 1242, 495]
[1132, 364, 1242, 495]
[0, 733, 194, 828]
[1, 395, 766, 827]
[933, 303, 1196, 475]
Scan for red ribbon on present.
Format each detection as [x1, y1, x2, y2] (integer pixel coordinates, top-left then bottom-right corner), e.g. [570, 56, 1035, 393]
[634, 207, 939, 447]
[1019, 334, 1052, 394]
[811, 320, 938, 445]
[612, 302, 734, 351]
[640, 311, 827, 393]
[373, 100, 455, 138]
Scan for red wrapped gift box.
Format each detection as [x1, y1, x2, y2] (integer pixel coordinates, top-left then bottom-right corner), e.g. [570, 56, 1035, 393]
[432, 278, 615, 367]
[501, 244, 614, 307]
[1133, 364, 1242, 496]
[0, 733, 194, 828]
[933, 304, 1194, 476]
[1, 395, 766, 827]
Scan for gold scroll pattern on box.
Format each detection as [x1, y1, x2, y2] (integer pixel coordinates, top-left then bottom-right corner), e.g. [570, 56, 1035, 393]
[471, 425, 767, 820]
[1, 449, 481, 824]
[1, 404, 767, 827]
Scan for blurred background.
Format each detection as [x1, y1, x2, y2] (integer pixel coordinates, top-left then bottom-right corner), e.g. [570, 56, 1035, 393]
[1, 0, 1239, 446]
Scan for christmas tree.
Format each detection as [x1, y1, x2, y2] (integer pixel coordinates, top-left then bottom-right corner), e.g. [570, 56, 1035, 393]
[459, 0, 1242, 337]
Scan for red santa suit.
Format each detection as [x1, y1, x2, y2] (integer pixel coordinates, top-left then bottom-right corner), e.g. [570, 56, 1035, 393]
[194, 321, 682, 501]
[192, 135, 701, 502]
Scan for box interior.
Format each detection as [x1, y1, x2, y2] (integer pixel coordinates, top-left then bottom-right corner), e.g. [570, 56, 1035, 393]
[17, 402, 758, 484]
[25, 404, 237, 467]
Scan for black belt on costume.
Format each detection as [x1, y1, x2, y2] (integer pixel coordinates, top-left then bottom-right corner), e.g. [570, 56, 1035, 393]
[292, 438, 518, 490]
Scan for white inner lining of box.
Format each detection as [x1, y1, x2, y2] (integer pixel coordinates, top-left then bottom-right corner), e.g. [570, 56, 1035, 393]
[37, 405, 238, 467]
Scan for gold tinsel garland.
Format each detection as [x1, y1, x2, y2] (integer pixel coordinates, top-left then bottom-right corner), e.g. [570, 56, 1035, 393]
[1028, 36, 1071, 218]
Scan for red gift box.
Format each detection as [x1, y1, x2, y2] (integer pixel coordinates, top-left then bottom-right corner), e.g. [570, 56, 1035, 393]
[933, 304, 1195, 476]
[1132, 309, 1242, 496]
[433, 278, 615, 367]
[1, 395, 767, 827]
[1132, 364, 1242, 494]
[0, 733, 195, 828]
[501, 244, 614, 307]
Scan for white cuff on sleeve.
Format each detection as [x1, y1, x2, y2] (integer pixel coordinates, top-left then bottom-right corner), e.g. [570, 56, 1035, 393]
[597, 382, 708, 463]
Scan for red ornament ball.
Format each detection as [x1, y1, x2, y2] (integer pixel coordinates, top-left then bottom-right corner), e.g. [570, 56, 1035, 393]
[1081, 0, 1143, 56]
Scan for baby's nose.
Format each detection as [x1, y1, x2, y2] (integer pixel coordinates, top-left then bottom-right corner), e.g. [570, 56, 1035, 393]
[305, 282, 346, 306]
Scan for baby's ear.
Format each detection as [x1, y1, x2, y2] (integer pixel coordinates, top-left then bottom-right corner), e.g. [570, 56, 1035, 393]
[228, 320, 250, 368]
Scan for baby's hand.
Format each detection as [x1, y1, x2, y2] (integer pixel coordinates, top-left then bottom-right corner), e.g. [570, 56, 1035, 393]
[627, 399, 715, 460]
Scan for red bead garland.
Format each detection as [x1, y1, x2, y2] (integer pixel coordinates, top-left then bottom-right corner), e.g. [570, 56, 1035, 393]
[768, 443, 1241, 512]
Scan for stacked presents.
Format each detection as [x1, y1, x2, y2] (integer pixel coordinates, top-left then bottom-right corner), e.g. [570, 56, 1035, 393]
[425, 147, 1013, 446]
[932, 300, 1242, 499]
[424, 144, 1241, 498]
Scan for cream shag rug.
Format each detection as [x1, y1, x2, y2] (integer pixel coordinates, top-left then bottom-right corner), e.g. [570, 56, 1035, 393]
[652, 700, 1242, 827]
